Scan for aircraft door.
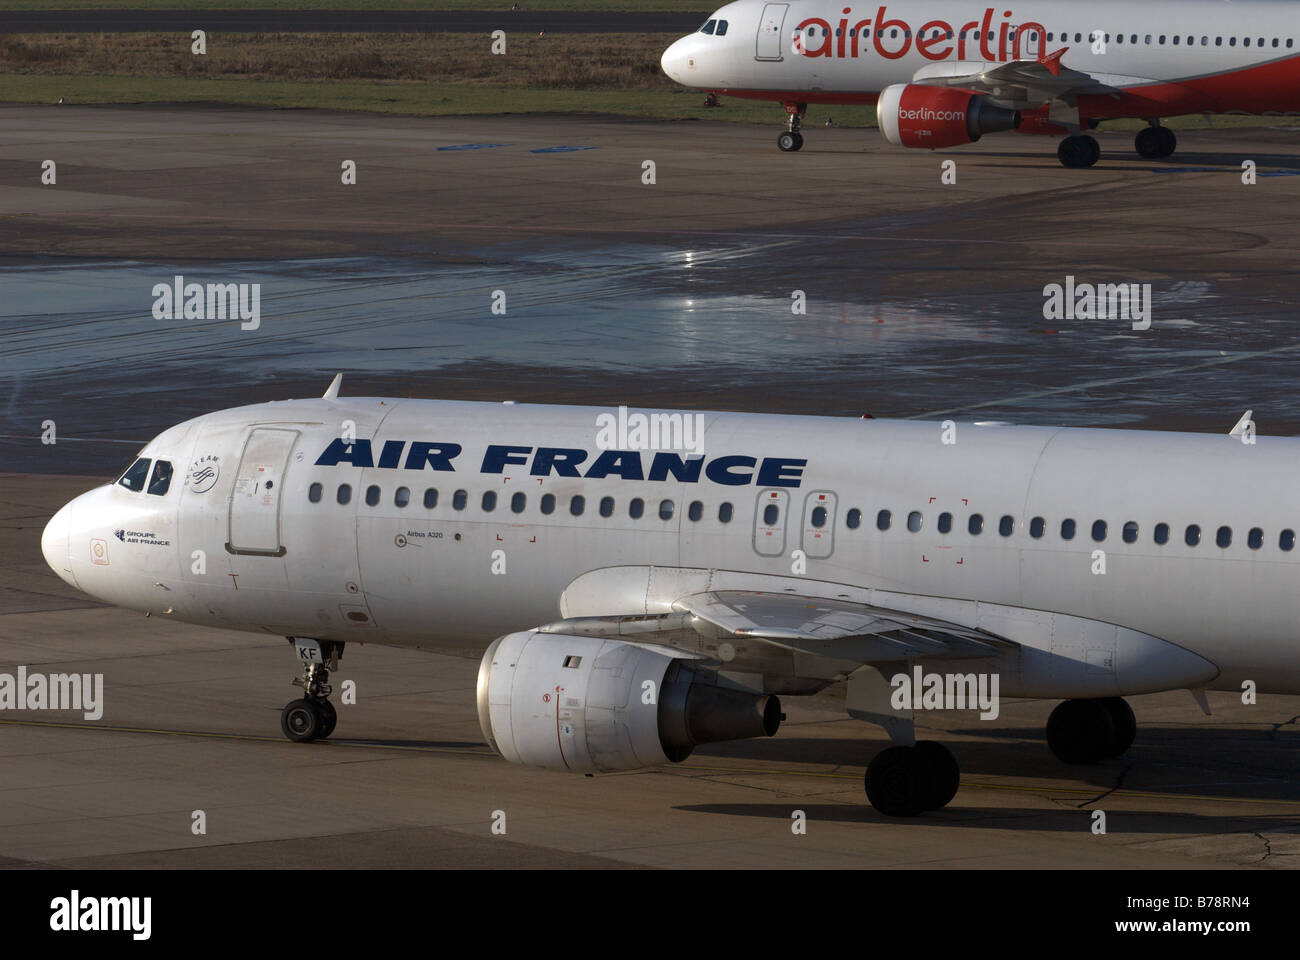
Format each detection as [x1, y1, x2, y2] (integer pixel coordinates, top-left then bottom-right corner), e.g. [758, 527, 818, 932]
[227, 427, 298, 556]
[753, 488, 789, 556]
[756, 2, 788, 60]
[800, 490, 837, 558]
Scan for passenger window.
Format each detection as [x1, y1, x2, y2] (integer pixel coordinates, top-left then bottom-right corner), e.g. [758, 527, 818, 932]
[1216, 526, 1232, 548]
[764, 504, 779, 525]
[936, 512, 952, 534]
[908, 511, 923, 533]
[1061, 518, 1076, 540]
[394, 486, 410, 508]
[845, 508, 861, 529]
[688, 501, 703, 522]
[118, 457, 152, 492]
[1248, 527, 1263, 549]
[1030, 516, 1045, 538]
[659, 500, 674, 520]
[599, 496, 615, 518]
[1122, 521, 1138, 543]
[540, 493, 556, 514]
[1185, 524, 1201, 546]
[337, 484, 352, 505]
[1281, 529, 1295, 551]
[512, 492, 526, 514]
[570, 495, 585, 516]
[147, 460, 173, 496]
[482, 491, 497, 511]
[877, 509, 891, 531]
[1091, 520, 1107, 542]
[365, 485, 380, 507]
[629, 498, 644, 519]
[309, 482, 323, 503]
[1154, 522, 1169, 544]
[968, 513, 984, 535]
[812, 506, 828, 528]
[424, 488, 438, 509]
[998, 515, 1013, 537]
[719, 502, 733, 523]
[453, 489, 468, 510]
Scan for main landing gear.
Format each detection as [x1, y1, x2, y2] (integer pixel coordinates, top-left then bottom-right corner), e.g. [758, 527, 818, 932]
[777, 101, 806, 152]
[865, 739, 961, 817]
[1058, 134, 1101, 168]
[1046, 697, 1137, 764]
[1135, 122, 1177, 160]
[281, 637, 344, 743]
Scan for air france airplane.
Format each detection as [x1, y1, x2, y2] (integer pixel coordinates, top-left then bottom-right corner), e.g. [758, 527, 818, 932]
[40, 379, 1296, 816]
[660, 0, 1300, 166]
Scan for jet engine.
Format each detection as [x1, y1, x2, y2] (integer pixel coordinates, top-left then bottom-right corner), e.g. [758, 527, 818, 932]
[876, 83, 1021, 149]
[476, 631, 781, 772]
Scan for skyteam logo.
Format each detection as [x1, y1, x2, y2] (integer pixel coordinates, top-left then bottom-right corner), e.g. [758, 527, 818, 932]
[595, 406, 705, 455]
[187, 454, 220, 493]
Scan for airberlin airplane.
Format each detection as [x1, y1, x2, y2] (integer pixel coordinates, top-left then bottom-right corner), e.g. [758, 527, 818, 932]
[40, 380, 1297, 816]
[660, 0, 1300, 166]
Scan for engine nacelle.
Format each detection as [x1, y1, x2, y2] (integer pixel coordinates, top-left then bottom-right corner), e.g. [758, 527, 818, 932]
[876, 83, 1021, 149]
[476, 631, 781, 773]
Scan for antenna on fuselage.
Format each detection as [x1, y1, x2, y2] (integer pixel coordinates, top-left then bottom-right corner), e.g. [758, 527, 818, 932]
[323, 373, 343, 400]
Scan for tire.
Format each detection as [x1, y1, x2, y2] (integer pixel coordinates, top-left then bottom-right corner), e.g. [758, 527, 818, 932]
[1099, 698, 1136, 758]
[914, 740, 960, 810]
[315, 699, 338, 739]
[1135, 126, 1162, 159]
[1058, 135, 1100, 169]
[865, 746, 931, 817]
[778, 132, 799, 152]
[1157, 127, 1177, 158]
[281, 698, 321, 742]
[1046, 699, 1117, 764]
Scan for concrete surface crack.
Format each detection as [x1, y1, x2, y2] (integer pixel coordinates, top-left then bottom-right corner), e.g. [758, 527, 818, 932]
[1076, 764, 1131, 808]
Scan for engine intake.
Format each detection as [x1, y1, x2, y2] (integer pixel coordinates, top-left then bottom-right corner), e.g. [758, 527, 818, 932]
[476, 631, 781, 772]
[877, 83, 1021, 149]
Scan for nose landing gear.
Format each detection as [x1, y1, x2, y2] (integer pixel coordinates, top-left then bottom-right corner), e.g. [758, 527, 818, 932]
[778, 101, 806, 152]
[281, 637, 344, 742]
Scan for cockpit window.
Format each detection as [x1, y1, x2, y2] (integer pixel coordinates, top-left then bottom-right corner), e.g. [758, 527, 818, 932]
[700, 18, 716, 34]
[716, 19, 728, 35]
[146, 459, 173, 496]
[117, 457, 152, 492]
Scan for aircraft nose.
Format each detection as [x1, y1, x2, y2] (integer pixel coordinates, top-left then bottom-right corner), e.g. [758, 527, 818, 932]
[661, 37, 687, 83]
[42, 501, 77, 588]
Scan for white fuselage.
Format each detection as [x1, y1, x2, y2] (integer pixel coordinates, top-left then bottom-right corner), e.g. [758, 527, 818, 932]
[662, 0, 1300, 114]
[41, 396, 1300, 696]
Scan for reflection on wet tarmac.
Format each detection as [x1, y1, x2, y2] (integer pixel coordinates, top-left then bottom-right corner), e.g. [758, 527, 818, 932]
[4, 244, 1300, 474]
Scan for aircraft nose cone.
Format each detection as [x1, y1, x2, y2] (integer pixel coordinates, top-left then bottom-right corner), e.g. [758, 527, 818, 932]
[661, 38, 686, 83]
[42, 502, 77, 588]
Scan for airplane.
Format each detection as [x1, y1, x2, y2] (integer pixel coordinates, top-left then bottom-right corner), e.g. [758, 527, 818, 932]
[39, 379, 1296, 816]
[659, 0, 1300, 166]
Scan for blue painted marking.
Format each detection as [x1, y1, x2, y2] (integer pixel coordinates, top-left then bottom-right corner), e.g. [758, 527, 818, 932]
[1260, 170, 1300, 177]
[1151, 166, 1300, 176]
[530, 145, 597, 154]
[436, 143, 507, 151]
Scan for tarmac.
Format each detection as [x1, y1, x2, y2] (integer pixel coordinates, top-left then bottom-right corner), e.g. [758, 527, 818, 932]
[3, 105, 1300, 867]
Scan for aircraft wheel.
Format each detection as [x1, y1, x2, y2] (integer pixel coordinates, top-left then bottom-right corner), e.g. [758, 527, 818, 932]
[866, 746, 928, 816]
[1156, 127, 1177, 158]
[1058, 134, 1100, 168]
[914, 740, 960, 810]
[778, 131, 803, 152]
[1046, 699, 1117, 764]
[314, 698, 338, 739]
[1099, 697, 1136, 758]
[281, 698, 322, 743]
[1135, 126, 1163, 158]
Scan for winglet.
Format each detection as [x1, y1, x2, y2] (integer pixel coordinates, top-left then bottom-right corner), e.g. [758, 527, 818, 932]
[1228, 409, 1253, 436]
[1039, 46, 1068, 75]
[323, 373, 343, 400]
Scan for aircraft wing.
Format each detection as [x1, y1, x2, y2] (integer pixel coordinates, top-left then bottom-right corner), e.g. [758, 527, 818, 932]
[910, 48, 1126, 104]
